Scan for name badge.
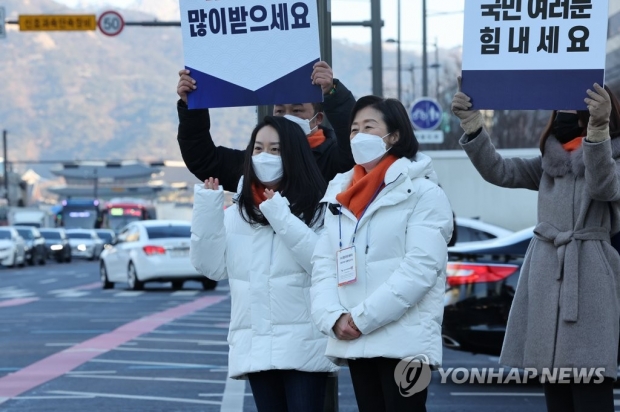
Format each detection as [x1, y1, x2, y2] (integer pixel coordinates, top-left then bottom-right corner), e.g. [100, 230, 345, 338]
[337, 246, 357, 286]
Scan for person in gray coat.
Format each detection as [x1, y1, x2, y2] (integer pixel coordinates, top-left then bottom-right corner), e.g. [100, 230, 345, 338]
[451, 78, 620, 412]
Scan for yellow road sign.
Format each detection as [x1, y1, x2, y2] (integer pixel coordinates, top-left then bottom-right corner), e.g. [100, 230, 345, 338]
[19, 15, 97, 31]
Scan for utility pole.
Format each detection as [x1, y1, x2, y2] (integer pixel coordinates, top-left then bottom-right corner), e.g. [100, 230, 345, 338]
[3, 130, 8, 206]
[422, 0, 428, 97]
[93, 168, 98, 200]
[317, 0, 332, 67]
[435, 38, 440, 99]
[371, 0, 383, 97]
[397, 0, 401, 101]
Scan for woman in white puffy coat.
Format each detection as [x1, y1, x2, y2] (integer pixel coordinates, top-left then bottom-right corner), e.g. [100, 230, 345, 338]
[191, 116, 337, 412]
[311, 96, 454, 412]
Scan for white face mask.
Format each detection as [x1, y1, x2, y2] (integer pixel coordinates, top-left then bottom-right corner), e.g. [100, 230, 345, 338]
[350, 132, 391, 167]
[283, 113, 319, 136]
[251, 152, 283, 185]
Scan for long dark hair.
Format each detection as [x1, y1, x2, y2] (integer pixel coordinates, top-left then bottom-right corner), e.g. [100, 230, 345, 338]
[237, 116, 327, 227]
[349, 96, 419, 159]
[539, 85, 620, 155]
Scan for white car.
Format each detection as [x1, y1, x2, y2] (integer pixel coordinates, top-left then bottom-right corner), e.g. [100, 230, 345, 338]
[0, 227, 26, 268]
[99, 220, 216, 291]
[454, 217, 514, 245]
[66, 229, 104, 260]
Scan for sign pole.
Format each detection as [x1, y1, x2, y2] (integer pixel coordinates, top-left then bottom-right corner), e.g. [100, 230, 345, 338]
[371, 0, 383, 97]
[3, 130, 8, 205]
[0, 7, 6, 39]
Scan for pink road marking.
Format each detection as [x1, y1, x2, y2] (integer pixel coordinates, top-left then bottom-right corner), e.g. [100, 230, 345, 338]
[73, 282, 101, 291]
[0, 298, 39, 308]
[0, 294, 228, 400]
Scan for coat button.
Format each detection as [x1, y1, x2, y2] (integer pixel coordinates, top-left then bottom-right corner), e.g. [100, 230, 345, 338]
[407, 189, 411, 193]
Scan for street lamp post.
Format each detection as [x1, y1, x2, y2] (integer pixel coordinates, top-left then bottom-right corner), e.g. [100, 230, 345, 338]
[422, 0, 428, 97]
[397, 0, 401, 101]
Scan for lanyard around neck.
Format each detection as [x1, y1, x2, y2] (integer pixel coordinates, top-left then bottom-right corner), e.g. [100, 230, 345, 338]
[338, 183, 385, 249]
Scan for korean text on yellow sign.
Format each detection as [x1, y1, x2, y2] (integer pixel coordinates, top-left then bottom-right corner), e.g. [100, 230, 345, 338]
[18, 15, 97, 31]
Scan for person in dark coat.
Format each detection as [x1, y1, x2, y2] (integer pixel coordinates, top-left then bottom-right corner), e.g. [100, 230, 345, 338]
[176, 61, 356, 192]
[452, 78, 620, 412]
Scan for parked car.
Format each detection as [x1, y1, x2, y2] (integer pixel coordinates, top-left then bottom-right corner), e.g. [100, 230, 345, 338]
[95, 229, 117, 250]
[39, 228, 72, 263]
[14, 226, 47, 265]
[454, 217, 514, 244]
[0, 227, 26, 268]
[99, 220, 217, 291]
[442, 226, 534, 356]
[66, 229, 104, 260]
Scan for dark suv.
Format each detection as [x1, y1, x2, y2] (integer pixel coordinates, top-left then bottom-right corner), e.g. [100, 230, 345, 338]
[39, 228, 72, 263]
[14, 226, 47, 265]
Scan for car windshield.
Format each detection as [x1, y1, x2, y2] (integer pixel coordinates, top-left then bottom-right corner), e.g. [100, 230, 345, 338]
[146, 225, 191, 239]
[96, 232, 114, 242]
[0, 231, 12, 240]
[15, 229, 33, 239]
[40, 231, 61, 239]
[67, 232, 92, 239]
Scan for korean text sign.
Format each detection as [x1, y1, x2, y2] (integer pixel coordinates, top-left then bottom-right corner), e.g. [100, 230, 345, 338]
[179, 0, 322, 109]
[462, 0, 609, 110]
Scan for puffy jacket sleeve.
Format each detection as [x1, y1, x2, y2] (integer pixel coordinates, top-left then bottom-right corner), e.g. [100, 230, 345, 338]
[259, 193, 321, 274]
[190, 184, 228, 281]
[310, 218, 347, 339]
[349, 185, 453, 335]
[459, 128, 542, 191]
[177, 100, 245, 191]
[322, 79, 356, 175]
[583, 138, 620, 201]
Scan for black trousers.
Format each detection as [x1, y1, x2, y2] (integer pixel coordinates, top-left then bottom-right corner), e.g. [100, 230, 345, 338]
[543, 378, 615, 412]
[248, 369, 328, 412]
[348, 357, 428, 412]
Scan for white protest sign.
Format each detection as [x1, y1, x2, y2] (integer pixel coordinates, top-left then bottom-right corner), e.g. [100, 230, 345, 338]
[461, 0, 608, 110]
[179, 0, 322, 109]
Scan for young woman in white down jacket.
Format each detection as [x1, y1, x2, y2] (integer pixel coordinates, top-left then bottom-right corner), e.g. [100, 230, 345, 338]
[311, 96, 454, 412]
[191, 116, 337, 412]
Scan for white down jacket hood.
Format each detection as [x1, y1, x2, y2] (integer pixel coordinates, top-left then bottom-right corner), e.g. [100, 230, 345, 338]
[310, 153, 453, 368]
[191, 184, 337, 379]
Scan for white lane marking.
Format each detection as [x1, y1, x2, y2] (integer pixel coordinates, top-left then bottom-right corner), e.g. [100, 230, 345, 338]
[48, 391, 221, 405]
[76, 274, 88, 278]
[221, 378, 246, 412]
[114, 347, 227, 355]
[88, 359, 218, 368]
[66, 371, 117, 375]
[450, 392, 544, 397]
[171, 291, 200, 297]
[113, 292, 144, 297]
[134, 337, 228, 345]
[67, 374, 226, 384]
[39, 279, 58, 284]
[0, 287, 35, 298]
[200, 393, 252, 397]
[13, 395, 94, 400]
[48, 290, 90, 298]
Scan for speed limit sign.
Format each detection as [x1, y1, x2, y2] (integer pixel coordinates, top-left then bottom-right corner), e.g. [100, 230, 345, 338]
[98, 11, 124, 37]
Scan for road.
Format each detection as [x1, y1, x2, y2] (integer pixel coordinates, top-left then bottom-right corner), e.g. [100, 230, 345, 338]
[0, 260, 616, 411]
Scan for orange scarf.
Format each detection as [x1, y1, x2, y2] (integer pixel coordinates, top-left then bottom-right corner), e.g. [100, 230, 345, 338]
[307, 129, 326, 149]
[251, 182, 268, 207]
[336, 155, 399, 219]
[562, 136, 583, 152]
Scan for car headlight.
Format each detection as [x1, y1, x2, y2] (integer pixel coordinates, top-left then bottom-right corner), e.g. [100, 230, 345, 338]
[77, 244, 87, 251]
[50, 244, 63, 251]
